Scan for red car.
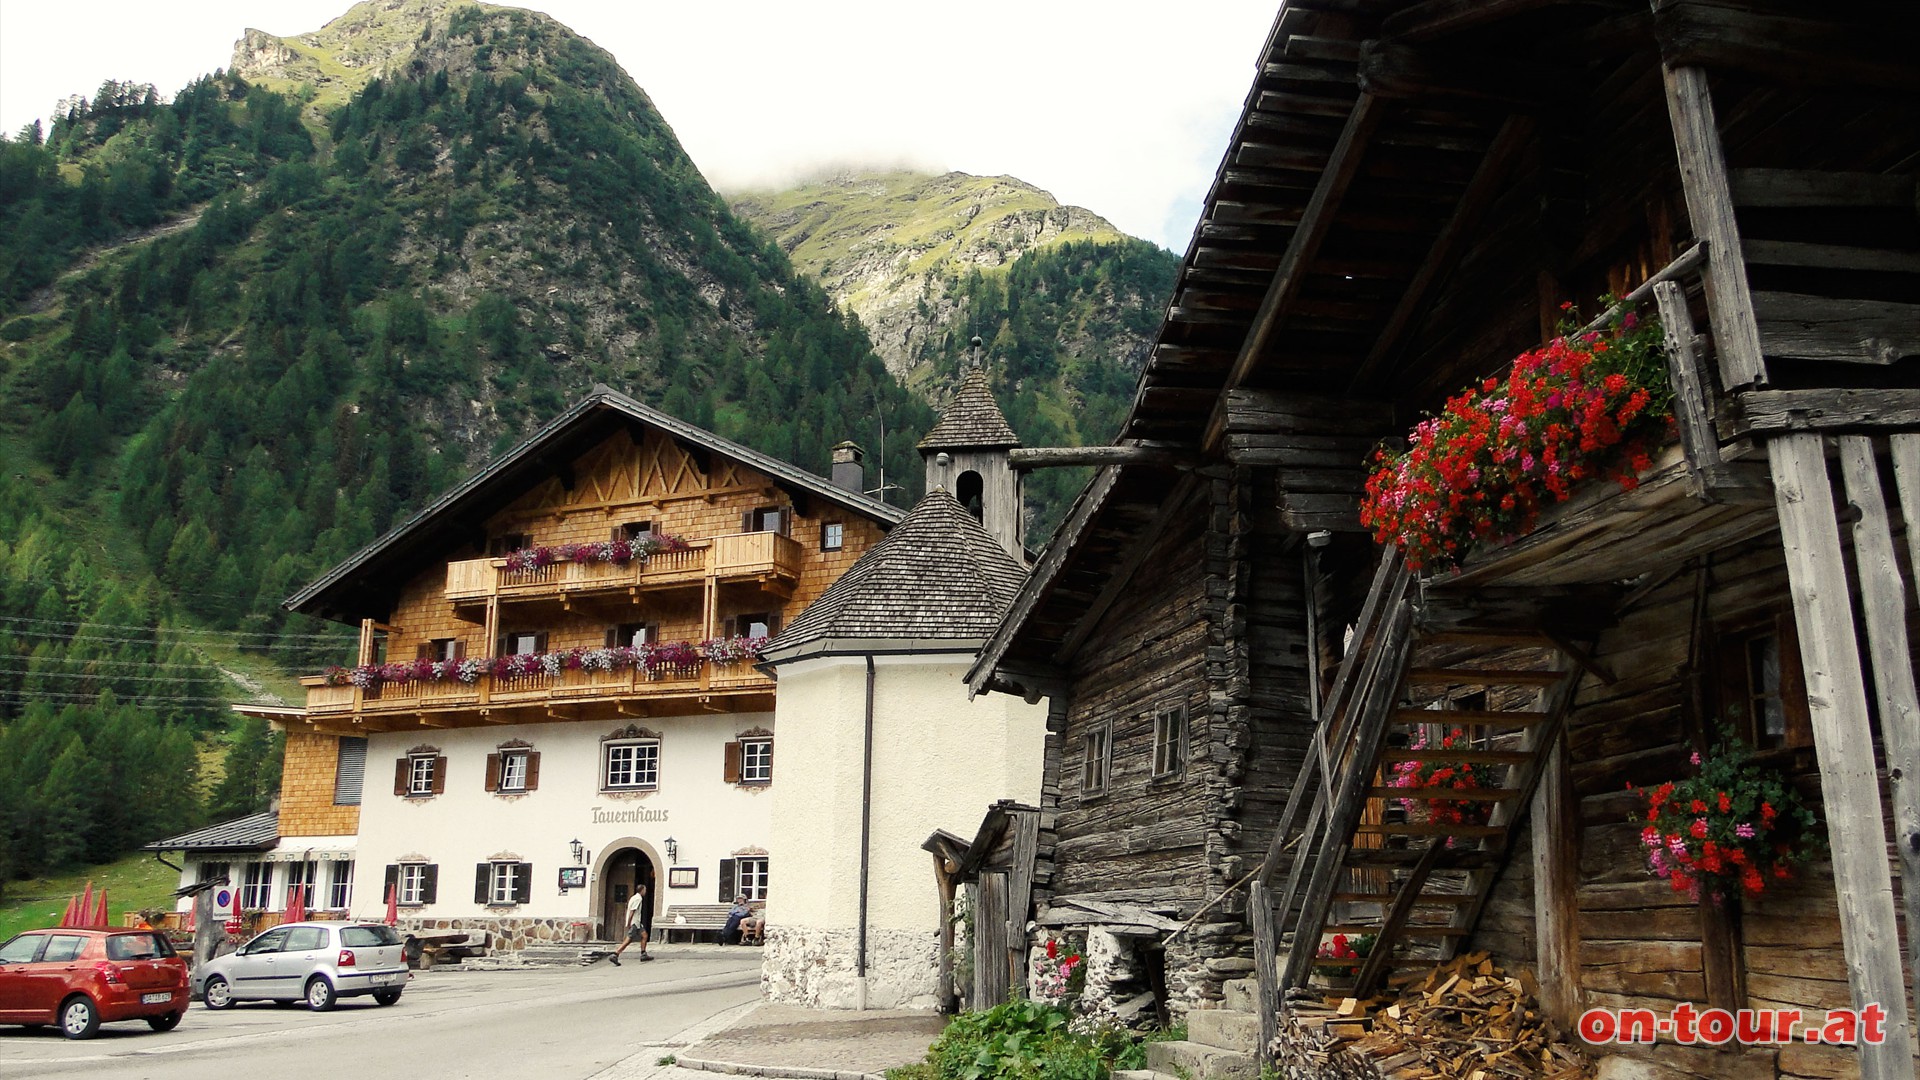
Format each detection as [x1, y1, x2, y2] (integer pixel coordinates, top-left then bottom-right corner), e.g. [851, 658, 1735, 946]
[0, 927, 190, 1038]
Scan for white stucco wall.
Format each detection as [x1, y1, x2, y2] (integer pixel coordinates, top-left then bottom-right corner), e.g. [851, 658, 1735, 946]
[349, 710, 775, 934]
[765, 651, 1046, 1007]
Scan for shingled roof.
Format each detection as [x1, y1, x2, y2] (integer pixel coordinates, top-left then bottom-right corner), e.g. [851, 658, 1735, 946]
[918, 368, 1020, 451]
[762, 488, 1028, 658]
[145, 811, 279, 853]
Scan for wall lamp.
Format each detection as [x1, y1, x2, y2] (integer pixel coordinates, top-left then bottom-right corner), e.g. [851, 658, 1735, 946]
[665, 836, 679, 864]
[569, 838, 584, 866]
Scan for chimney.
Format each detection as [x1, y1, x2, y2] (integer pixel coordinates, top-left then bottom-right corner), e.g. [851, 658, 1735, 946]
[830, 441, 866, 494]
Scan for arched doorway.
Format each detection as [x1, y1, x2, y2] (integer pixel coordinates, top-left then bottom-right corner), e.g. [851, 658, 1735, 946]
[597, 847, 657, 941]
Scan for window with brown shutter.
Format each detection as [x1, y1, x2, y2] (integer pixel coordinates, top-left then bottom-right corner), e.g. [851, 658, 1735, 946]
[524, 752, 541, 792]
[723, 741, 742, 784]
[515, 863, 533, 905]
[485, 753, 502, 792]
[431, 756, 448, 794]
[474, 864, 490, 905]
[417, 642, 433, 661]
[1714, 612, 1812, 751]
[717, 858, 736, 902]
[394, 758, 410, 797]
[420, 864, 439, 905]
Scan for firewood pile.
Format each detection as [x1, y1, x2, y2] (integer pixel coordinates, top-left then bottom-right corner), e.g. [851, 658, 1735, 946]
[1268, 953, 1594, 1080]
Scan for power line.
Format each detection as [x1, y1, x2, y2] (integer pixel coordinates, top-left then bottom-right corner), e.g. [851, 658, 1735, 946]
[0, 615, 346, 641]
[0, 627, 343, 651]
[0, 691, 261, 707]
[0, 667, 244, 685]
[0, 653, 260, 672]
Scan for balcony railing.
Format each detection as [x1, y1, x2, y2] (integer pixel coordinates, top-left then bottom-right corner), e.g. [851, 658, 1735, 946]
[445, 532, 802, 604]
[301, 659, 772, 719]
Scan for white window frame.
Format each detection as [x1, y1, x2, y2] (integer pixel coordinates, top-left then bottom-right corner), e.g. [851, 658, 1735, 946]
[407, 753, 436, 796]
[399, 863, 428, 906]
[241, 862, 275, 910]
[499, 749, 529, 792]
[286, 860, 318, 908]
[328, 861, 354, 910]
[822, 522, 844, 551]
[1082, 722, 1111, 796]
[740, 738, 773, 784]
[489, 862, 520, 906]
[736, 857, 769, 902]
[604, 739, 660, 790]
[1152, 704, 1187, 779]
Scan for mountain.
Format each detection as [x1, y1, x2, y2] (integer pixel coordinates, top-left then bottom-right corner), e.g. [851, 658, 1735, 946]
[0, 0, 938, 878]
[733, 171, 1180, 535]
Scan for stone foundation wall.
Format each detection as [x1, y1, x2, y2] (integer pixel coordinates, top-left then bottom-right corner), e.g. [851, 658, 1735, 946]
[762, 924, 941, 1010]
[1029, 920, 1255, 1023]
[394, 915, 590, 951]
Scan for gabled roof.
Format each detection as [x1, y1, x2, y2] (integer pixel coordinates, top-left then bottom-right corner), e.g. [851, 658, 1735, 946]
[287, 386, 906, 624]
[761, 488, 1028, 659]
[145, 811, 279, 853]
[918, 368, 1020, 450]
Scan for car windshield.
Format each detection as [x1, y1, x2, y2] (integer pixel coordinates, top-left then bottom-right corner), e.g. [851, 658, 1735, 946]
[0, 935, 44, 963]
[106, 933, 176, 960]
[341, 925, 400, 947]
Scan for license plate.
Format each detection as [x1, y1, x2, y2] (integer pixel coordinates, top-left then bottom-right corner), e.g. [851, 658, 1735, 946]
[142, 992, 173, 1004]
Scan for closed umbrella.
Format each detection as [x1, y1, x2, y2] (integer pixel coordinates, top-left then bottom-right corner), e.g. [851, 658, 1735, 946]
[384, 882, 398, 927]
[92, 888, 109, 928]
[77, 883, 94, 926]
[284, 883, 306, 924]
[59, 894, 79, 928]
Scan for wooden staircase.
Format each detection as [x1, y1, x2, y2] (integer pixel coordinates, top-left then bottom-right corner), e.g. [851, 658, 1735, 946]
[1249, 551, 1590, 1051]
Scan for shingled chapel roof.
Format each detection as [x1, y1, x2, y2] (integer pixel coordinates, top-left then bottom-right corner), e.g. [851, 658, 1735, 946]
[917, 367, 1021, 451]
[764, 488, 1028, 656]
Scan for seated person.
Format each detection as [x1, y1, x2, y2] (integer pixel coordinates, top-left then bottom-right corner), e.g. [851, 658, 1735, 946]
[722, 895, 752, 945]
[740, 902, 765, 945]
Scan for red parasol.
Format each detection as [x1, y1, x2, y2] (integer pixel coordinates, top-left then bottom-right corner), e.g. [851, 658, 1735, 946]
[59, 894, 79, 928]
[91, 888, 109, 928]
[384, 882, 398, 926]
[284, 883, 306, 924]
[77, 882, 95, 926]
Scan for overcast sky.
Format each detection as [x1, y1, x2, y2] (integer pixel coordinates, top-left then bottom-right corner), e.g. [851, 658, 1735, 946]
[0, 1, 1277, 251]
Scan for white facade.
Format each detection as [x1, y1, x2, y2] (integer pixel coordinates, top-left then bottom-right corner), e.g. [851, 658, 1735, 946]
[343, 709, 776, 943]
[763, 652, 1046, 1009]
[170, 836, 359, 922]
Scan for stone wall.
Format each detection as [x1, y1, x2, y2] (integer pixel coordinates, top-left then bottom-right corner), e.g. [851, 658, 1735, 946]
[394, 914, 590, 951]
[762, 924, 941, 1010]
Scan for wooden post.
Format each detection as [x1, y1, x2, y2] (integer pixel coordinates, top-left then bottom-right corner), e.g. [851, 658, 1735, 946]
[1894, 434, 1920, 610]
[933, 853, 959, 1014]
[1653, 279, 1728, 499]
[1767, 432, 1915, 1076]
[1838, 435, 1920, 1014]
[1529, 735, 1581, 1028]
[1661, 65, 1767, 391]
[357, 618, 376, 666]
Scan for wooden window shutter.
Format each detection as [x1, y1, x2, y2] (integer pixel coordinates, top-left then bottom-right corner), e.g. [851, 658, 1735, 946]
[432, 756, 449, 794]
[718, 858, 736, 902]
[416, 642, 432, 660]
[611, 526, 624, 542]
[524, 752, 541, 792]
[383, 864, 399, 898]
[741, 511, 754, 533]
[474, 864, 491, 904]
[421, 865, 438, 905]
[534, 631, 549, 653]
[394, 758, 410, 796]
[515, 863, 533, 905]
[484, 753, 502, 793]
[454, 640, 466, 659]
[605, 626, 618, 648]
[723, 741, 742, 784]
[766, 613, 782, 635]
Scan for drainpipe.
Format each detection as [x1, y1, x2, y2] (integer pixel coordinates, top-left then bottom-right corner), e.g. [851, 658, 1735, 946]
[857, 654, 876, 1010]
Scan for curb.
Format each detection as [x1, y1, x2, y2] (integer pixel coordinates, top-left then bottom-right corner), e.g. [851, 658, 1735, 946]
[672, 1056, 886, 1080]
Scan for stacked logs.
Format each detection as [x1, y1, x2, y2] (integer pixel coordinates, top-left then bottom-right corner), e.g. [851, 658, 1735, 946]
[1270, 953, 1594, 1080]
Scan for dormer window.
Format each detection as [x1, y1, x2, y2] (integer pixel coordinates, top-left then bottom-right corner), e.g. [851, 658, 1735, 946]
[735, 613, 778, 639]
[745, 506, 788, 535]
[616, 521, 654, 542]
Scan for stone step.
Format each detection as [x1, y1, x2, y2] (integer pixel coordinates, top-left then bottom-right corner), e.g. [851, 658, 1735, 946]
[1187, 1008, 1261, 1054]
[1222, 978, 1258, 1012]
[1112, 1071, 1172, 1080]
[1145, 1040, 1258, 1080]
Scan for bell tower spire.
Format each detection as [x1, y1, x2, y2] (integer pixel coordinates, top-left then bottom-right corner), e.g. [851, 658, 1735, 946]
[918, 338, 1024, 561]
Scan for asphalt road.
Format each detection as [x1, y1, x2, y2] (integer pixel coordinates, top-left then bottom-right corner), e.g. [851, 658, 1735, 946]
[0, 954, 763, 1080]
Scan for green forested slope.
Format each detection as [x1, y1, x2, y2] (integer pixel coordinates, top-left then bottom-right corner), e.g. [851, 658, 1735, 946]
[0, 0, 934, 882]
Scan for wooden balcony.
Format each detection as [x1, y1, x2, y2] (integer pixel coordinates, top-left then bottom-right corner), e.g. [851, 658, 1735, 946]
[444, 532, 803, 605]
[299, 659, 775, 729]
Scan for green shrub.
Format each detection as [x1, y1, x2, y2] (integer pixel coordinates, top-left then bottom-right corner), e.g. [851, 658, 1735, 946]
[920, 999, 1143, 1080]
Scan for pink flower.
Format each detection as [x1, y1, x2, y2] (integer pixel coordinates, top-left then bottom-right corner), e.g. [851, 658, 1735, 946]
[1689, 751, 1701, 766]
[1735, 823, 1756, 839]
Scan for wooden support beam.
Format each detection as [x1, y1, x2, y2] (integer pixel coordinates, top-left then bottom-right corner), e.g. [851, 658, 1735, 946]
[1734, 389, 1920, 435]
[1896, 435, 1920, 612]
[1654, 0, 1920, 95]
[1358, 40, 1554, 106]
[1752, 292, 1920, 367]
[1354, 839, 1444, 997]
[1530, 734, 1580, 1028]
[1766, 431, 1916, 1079]
[1350, 115, 1533, 393]
[1382, 0, 1564, 42]
[1838, 436, 1920, 1016]
[1007, 445, 1198, 471]
[1202, 93, 1381, 451]
[1662, 65, 1767, 390]
[1654, 279, 1732, 501]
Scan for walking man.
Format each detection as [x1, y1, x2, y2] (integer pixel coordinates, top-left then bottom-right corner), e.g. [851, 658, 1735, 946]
[608, 884, 653, 965]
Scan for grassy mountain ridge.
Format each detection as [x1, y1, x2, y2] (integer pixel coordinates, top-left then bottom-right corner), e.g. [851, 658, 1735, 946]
[0, 0, 934, 880]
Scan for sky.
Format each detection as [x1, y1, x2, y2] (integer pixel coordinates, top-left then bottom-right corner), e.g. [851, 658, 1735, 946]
[0, 0, 1278, 252]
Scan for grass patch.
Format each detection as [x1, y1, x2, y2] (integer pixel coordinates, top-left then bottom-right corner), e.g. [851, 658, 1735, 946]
[0, 851, 182, 942]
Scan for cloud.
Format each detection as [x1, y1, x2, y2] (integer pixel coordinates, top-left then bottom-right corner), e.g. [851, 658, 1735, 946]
[0, 0, 1278, 251]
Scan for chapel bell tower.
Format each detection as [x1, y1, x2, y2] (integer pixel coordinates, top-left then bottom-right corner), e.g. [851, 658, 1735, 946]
[918, 338, 1024, 561]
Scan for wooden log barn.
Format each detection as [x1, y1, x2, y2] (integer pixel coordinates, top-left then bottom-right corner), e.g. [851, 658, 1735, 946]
[966, 2, 1920, 1077]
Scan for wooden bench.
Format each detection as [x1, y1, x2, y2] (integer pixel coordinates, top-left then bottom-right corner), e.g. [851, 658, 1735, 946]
[655, 904, 734, 943]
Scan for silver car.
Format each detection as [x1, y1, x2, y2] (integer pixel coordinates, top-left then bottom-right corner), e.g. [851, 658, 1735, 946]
[197, 921, 409, 1011]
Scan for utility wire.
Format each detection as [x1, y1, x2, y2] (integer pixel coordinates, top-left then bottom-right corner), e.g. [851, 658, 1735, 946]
[0, 615, 345, 641]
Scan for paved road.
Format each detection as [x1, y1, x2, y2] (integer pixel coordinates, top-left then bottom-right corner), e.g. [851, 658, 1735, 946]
[0, 955, 762, 1080]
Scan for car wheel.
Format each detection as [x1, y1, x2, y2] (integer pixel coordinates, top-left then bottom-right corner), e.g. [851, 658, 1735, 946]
[146, 1012, 183, 1033]
[373, 989, 402, 1006]
[305, 975, 336, 1011]
[59, 996, 100, 1040]
[202, 975, 235, 1010]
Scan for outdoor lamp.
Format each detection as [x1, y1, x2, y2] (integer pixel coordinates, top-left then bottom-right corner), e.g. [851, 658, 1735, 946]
[665, 836, 679, 863]
[569, 838, 584, 865]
